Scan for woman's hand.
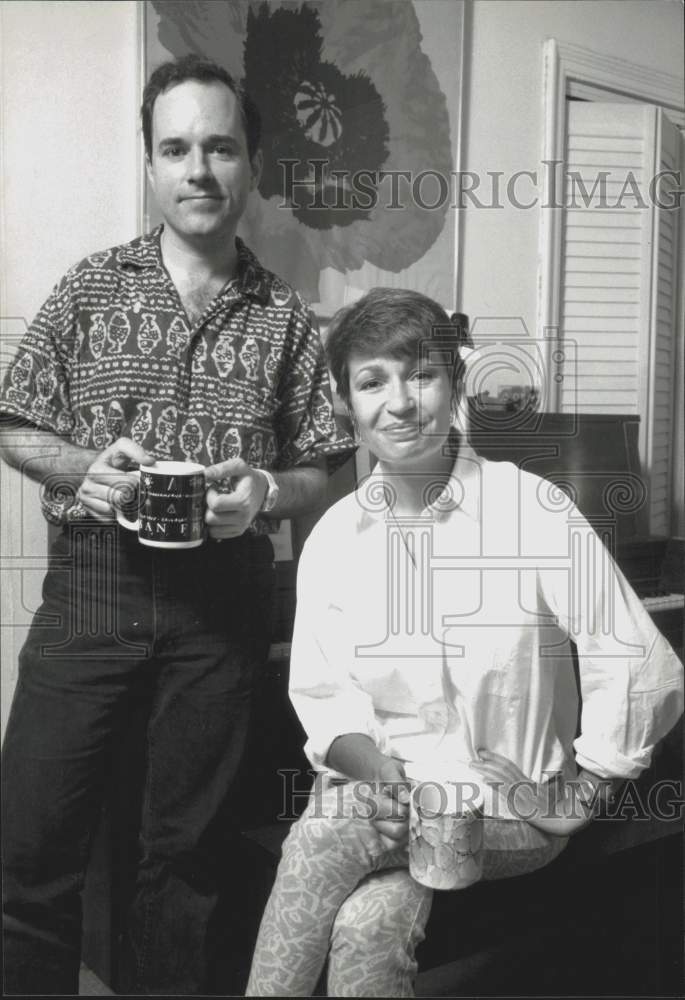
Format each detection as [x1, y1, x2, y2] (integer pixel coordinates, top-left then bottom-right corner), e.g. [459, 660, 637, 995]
[326, 735, 410, 849]
[472, 750, 612, 836]
[367, 755, 410, 850]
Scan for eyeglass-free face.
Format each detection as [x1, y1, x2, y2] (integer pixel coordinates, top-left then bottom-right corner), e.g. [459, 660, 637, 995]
[348, 352, 453, 470]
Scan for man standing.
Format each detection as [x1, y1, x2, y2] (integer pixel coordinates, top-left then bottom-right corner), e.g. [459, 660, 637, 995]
[0, 55, 353, 994]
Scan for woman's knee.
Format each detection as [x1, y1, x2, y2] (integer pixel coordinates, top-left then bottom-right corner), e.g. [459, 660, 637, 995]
[283, 782, 385, 862]
[333, 867, 431, 939]
[327, 869, 433, 996]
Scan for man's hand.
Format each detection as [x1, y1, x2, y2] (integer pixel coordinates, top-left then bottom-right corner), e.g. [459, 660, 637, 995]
[472, 750, 612, 836]
[77, 438, 154, 521]
[204, 458, 268, 539]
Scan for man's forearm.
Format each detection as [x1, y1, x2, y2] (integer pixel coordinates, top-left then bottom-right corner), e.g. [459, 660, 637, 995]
[0, 426, 96, 486]
[267, 460, 328, 519]
[1, 429, 329, 520]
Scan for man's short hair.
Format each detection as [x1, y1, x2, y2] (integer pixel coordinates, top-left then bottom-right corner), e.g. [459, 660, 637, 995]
[141, 54, 261, 161]
[325, 287, 464, 407]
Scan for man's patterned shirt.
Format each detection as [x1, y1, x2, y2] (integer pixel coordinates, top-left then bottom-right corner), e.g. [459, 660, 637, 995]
[0, 228, 354, 520]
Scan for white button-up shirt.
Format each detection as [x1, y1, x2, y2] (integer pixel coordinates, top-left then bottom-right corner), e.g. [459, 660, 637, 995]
[289, 446, 683, 815]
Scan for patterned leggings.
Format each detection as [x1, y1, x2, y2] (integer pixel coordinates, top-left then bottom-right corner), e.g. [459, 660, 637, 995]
[246, 777, 568, 997]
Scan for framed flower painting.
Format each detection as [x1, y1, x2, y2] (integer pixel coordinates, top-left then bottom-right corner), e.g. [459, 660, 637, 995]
[144, 0, 465, 319]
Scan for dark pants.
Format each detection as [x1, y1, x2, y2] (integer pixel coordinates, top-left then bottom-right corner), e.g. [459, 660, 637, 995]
[2, 523, 275, 995]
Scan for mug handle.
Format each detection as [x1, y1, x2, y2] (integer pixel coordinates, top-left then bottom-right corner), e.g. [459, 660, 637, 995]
[115, 468, 141, 531]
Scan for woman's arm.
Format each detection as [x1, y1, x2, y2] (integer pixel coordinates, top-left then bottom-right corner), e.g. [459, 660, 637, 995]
[289, 528, 409, 847]
[326, 734, 410, 847]
[288, 527, 388, 771]
[326, 733, 398, 780]
[472, 751, 616, 836]
[539, 504, 683, 782]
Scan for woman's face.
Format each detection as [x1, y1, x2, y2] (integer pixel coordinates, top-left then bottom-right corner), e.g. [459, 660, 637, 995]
[348, 351, 453, 469]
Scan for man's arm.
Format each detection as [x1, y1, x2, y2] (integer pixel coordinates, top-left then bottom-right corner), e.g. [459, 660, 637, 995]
[261, 460, 328, 518]
[204, 457, 328, 539]
[0, 423, 153, 521]
[0, 423, 96, 482]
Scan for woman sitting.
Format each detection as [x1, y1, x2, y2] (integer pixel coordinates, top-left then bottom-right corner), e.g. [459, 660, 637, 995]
[246, 288, 682, 997]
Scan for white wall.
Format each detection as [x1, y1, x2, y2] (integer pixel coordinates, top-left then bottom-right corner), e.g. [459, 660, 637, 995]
[0, 0, 140, 734]
[460, 0, 684, 330]
[1, 0, 141, 315]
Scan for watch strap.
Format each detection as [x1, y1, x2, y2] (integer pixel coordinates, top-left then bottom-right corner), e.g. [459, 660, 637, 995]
[258, 468, 279, 513]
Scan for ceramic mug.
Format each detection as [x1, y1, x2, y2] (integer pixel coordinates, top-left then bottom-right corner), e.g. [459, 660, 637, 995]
[116, 461, 206, 549]
[405, 764, 484, 890]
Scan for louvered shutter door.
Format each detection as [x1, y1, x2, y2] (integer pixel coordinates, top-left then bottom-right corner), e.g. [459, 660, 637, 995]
[559, 102, 681, 534]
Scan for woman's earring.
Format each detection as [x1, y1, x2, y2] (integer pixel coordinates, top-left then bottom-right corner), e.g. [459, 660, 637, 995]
[349, 412, 362, 443]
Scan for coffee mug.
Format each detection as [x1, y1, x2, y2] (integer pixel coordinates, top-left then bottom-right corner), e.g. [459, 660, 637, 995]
[116, 461, 206, 549]
[405, 763, 484, 891]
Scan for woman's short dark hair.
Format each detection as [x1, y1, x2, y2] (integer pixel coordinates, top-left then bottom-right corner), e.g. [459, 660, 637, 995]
[325, 287, 464, 406]
[141, 54, 261, 161]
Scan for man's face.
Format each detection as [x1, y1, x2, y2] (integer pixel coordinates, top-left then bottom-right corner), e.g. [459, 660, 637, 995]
[146, 79, 262, 245]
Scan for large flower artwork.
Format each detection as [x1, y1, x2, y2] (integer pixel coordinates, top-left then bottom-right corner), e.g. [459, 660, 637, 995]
[149, 0, 458, 309]
[246, 4, 390, 230]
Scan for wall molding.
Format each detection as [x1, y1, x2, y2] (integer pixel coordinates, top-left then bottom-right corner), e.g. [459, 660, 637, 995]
[549, 39, 685, 111]
[136, 0, 147, 235]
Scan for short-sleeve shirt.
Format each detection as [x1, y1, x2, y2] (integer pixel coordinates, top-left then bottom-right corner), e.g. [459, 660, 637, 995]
[0, 227, 354, 520]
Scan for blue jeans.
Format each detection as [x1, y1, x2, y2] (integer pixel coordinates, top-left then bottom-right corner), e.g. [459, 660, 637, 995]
[2, 523, 274, 995]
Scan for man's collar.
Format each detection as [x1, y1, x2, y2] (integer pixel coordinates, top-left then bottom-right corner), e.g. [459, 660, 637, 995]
[232, 236, 272, 304]
[116, 227, 162, 269]
[115, 226, 271, 305]
[355, 436, 483, 530]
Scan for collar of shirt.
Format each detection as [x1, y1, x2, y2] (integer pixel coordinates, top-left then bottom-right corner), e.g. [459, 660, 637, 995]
[354, 435, 484, 531]
[115, 225, 272, 306]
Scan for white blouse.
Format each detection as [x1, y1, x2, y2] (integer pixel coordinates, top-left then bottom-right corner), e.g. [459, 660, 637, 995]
[289, 447, 683, 816]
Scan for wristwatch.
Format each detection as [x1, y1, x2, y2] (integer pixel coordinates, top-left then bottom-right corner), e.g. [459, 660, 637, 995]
[258, 469, 279, 513]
